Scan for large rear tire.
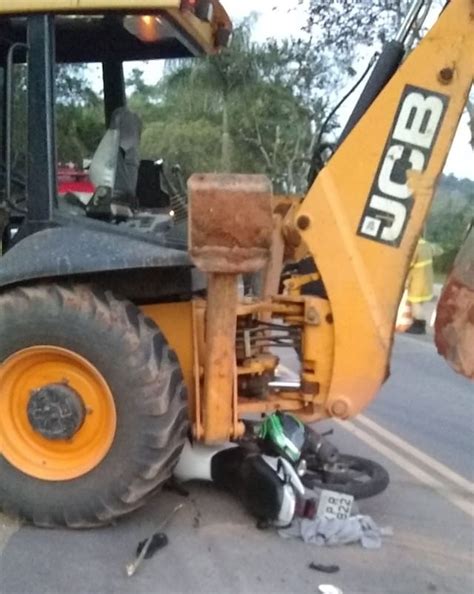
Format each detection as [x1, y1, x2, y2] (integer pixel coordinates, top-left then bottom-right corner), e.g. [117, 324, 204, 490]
[0, 283, 188, 527]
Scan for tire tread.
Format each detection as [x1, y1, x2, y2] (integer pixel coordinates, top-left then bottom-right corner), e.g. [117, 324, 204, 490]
[0, 283, 189, 528]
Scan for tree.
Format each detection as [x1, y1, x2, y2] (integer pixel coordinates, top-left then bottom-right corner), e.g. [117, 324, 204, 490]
[55, 65, 103, 164]
[301, 1, 474, 144]
[9, 63, 102, 167]
[301, 0, 447, 63]
[130, 20, 328, 193]
[161, 20, 261, 171]
[427, 175, 474, 272]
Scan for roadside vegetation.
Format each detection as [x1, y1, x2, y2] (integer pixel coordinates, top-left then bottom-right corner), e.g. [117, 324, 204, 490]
[9, 5, 472, 272]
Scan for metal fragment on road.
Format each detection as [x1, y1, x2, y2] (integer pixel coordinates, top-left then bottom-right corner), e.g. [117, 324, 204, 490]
[125, 503, 184, 577]
[309, 562, 340, 574]
[318, 585, 344, 594]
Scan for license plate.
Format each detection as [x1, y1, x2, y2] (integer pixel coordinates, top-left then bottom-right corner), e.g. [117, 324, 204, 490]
[317, 489, 354, 520]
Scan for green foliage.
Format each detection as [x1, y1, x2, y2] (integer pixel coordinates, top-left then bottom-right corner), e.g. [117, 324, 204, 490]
[304, 1, 444, 60]
[141, 118, 221, 173]
[427, 175, 474, 272]
[55, 65, 103, 164]
[6, 7, 470, 211]
[127, 20, 322, 192]
[8, 63, 102, 167]
[56, 101, 103, 165]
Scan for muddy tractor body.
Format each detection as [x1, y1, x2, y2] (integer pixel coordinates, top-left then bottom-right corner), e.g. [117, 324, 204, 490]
[0, 0, 472, 527]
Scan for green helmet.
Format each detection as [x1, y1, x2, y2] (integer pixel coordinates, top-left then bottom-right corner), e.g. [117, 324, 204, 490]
[259, 412, 305, 463]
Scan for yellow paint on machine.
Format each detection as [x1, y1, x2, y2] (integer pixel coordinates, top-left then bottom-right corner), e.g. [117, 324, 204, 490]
[3, 1, 180, 12]
[2, 1, 232, 55]
[141, 302, 195, 415]
[297, 0, 474, 420]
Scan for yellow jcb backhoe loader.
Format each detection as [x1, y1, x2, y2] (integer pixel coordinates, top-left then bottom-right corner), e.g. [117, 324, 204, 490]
[0, 0, 472, 527]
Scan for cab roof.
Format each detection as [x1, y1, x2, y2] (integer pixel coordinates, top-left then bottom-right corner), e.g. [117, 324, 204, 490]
[0, 1, 232, 63]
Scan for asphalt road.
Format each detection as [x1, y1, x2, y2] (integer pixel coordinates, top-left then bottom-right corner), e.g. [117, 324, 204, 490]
[0, 334, 473, 594]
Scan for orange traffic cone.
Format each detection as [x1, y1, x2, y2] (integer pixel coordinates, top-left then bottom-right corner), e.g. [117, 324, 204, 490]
[396, 291, 413, 332]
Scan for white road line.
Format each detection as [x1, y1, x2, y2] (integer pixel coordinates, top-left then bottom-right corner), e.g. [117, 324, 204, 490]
[357, 414, 474, 494]
[338, 420, 474, 519]
[274, 361, 474, 514]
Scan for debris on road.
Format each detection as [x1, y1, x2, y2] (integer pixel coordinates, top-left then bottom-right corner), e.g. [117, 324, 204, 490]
[136, 532, 168, 559]
[318, 585, 344, 594]
[308, 562, 340, 574]
[125, 503, 184, 577]
[280, 514, 393, 549]
[164, 477, 190, 498]
[191, 498, 202, 529]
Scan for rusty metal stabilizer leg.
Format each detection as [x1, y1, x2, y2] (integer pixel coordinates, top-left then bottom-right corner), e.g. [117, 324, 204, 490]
[188, 173, 273, 443]
[203, 272, 238, 441]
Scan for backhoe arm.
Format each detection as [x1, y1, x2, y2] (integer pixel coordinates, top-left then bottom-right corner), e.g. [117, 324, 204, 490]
[296, 0, 473, 418]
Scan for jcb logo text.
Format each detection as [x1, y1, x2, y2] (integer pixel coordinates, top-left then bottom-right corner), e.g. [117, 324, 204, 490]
[358, 86, 448, 246]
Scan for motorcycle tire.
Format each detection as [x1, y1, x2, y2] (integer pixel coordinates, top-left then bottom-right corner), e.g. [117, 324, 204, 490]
[302, 454, 390, 500]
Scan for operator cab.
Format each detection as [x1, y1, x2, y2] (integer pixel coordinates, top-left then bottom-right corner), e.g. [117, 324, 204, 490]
[0, 4, 232, 251]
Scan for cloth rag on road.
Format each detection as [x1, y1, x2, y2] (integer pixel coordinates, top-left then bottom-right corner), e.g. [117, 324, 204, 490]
[279, 514, 392, 549]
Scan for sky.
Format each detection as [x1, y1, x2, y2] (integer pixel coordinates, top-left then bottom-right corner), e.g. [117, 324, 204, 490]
[222, 0, 304, 39]
[221, 0, 473, 180]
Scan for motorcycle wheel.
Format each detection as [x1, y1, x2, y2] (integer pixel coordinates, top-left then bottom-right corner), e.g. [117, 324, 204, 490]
[302, 454, 389, 500]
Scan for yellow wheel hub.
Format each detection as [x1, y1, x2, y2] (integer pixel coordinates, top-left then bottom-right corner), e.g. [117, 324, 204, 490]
[0, 346, 116, 481]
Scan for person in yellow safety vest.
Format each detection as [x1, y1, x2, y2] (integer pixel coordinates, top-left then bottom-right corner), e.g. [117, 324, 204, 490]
[406, 237, 434, 334]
